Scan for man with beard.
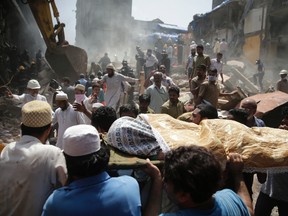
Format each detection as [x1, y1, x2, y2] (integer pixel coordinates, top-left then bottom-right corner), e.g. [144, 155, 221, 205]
[161, 86, 186, 118]
[0, 100, 67, 216]
[7, 79, 47, 106]
[53, 92, 86, 149]
[101, 63, 138, 112]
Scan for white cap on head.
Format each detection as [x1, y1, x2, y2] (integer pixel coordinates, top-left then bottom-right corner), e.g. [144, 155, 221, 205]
[92, 103, 104, 109]
[75, 84, 85, 92]
[279, 70, 288, 75]
[27, 79, 41, 89]
[55, 92, 68, 101]
[106, 63, 115, 70]
[63, 125, 101, 156]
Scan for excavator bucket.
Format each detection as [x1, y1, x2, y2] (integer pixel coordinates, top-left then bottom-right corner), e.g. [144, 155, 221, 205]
[45, 45, 87, 81]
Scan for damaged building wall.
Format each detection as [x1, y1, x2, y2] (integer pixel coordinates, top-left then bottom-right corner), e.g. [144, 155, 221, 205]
[75, 0, 133, 61]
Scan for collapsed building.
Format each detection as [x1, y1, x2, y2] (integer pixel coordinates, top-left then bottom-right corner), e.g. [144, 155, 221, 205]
[189, 0, 288, 82]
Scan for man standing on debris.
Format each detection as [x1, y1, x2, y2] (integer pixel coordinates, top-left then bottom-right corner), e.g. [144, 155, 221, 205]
[7, 79, 47, 105]
[276, 69, 288, 94]
[53, 92, 86, 149]
[144, 72, 168, 113]
[186, 48, 196, 79]
[0, 100, 67, 216]
[253, 59, 265, 92]
[144, 49, 158, 79]
[192, 44, 211, 78]
[210, 52, 224, 83]
[100, 63, 138, 112]
[190, 64, 207, 105]
[98, 53, 111, 73]
[195, 69, 237, 108]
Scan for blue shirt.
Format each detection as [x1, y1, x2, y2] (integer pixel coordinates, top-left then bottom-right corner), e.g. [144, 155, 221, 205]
[42, 172, 141, 216]
[159, 189, 250, 216]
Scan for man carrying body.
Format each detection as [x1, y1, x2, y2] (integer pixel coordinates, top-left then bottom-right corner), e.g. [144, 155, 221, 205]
[101, 63, 138, 112]
[161, 86, 186, 119]
[0, 100, 67, 216]
[53, 92, 86, 149]
[276, 69, 288, 94]
[7, 79, 47, 105]
[42, 124, 141, 216]
[144, 72, 168, 113]
[143, 146, 253, 216]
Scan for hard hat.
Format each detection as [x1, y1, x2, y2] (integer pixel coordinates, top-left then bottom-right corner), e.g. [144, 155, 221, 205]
[106, 63, 115, 70]
[27, 79, 41, 89]
[279, 70, 288, 75]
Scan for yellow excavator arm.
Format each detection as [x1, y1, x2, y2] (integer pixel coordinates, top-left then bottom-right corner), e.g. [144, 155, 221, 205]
[27, 0, 87, 80]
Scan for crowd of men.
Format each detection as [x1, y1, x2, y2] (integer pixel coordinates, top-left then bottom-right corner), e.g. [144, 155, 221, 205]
[1, 39, 288, 216]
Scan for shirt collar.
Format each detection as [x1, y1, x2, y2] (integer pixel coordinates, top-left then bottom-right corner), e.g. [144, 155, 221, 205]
[69, 171, 110, 188]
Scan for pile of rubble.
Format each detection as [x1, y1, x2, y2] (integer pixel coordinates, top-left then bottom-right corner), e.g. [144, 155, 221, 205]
[0, 97, 21, 145]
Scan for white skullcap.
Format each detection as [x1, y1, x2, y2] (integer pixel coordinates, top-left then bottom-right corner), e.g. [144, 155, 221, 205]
[75, 84, 85, 91]
[63, 125, 101, 156]
[106, 63, 115, 70]
[27, 79, 41, 89]
[279, 70, 288, 75]
[55, 92, 68, 101]
[92, 103, 104, 109]
[22, 101, 52, 127]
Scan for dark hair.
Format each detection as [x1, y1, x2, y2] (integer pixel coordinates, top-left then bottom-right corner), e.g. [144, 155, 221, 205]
[196, 44, 204, 50]
[228, 108, 248, 125]
[64, 143, 110, 179]
[91, 106, 117, 132]
[163, 146, 221, 203]
[216, 52, 223, 56]
[62, 77, 71, 84]
[139, 94, 151, 103]
[21, 123, 51, 137]
[196, 104, 218, 119]
[168, 86, 180, 95]
[282, 106, 288, 116]
[119, 104, 139, 117]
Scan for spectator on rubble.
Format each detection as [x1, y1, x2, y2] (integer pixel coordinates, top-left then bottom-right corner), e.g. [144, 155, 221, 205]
[161, 86, 186, 119]
[143, 146, 253, 216]
[36, 49, 42, 72]
[144, 49, 158, 79]
[210, 52, 224, 83]
[253, 59, 265, 92]
[53, 92, 86, 149]
[276, 69, 288, 94]
[240, 98, 265, 201]
[190, 64, 206, 105]
[144, 65, 176, 89]
[195, 69, 237, 108]
[119, 103, 139, 118]
[191, 44, 211, 78]
[254, 106, 288, 216]
[98, 53, 111, 73]
[159, 51, 171, 75]
[144, 72, 168, 113]
[186, 48, 197, 79]
[0, 100, 67, 216]
[7, 79, 47, 105]
[20, 49, 30, 66]
[100, 63, 138, 112]
[77, 73, 88, 87]
[213, 38, 221, 54]
[220, 38, 228, 64]
[42, 124, 141, 216]
[61, 77, 75, 104]
[138, 94, 154, 114]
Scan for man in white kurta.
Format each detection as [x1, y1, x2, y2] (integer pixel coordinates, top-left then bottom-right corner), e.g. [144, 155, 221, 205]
[7, 79, 47, 106]
[0, 100, 67, 216]
[101, 63, 138, 111]
[53, 92, 86, 149]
